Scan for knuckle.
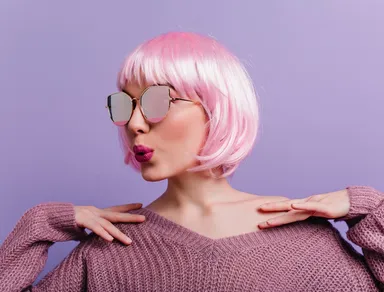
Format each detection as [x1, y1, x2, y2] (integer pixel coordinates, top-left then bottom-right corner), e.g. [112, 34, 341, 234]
[82, 208, 95, 217]
[278, 196, 290, 201]
[89, 206, 99, 212]
[115, 229, 125, 237]
[93, 224, 104, 234]
[134, 214, 145, 220]
[101, 211, 118, 221]
[107, 225, 122, 237]
[308, 194, 322, 201]
[125, 214, 140, 222]
[114, 212, 124, 220]
[98, 217, 111, 227]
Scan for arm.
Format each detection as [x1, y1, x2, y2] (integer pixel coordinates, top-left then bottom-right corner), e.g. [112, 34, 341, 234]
[334, 186, 384, 287]
[0, 202, 89, 291]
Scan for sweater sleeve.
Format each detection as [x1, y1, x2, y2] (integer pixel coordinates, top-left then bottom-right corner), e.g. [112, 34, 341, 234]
[334, 186, 384, 288]
[0, 202, 89, 292]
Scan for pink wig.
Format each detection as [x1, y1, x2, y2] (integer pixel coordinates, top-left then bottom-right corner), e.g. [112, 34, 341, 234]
[116, 32, 260, 178]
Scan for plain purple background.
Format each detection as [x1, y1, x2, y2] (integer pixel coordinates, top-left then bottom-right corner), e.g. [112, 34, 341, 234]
[1, 0, 383, 283]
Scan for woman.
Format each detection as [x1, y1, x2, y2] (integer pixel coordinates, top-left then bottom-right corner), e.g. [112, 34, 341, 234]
[1, 31, 383, 291]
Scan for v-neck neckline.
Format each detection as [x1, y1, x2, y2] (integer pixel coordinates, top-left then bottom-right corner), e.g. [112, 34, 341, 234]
[130, 207, 326, 254]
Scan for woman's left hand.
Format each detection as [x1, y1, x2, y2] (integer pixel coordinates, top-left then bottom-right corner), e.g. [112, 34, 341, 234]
[257, 189, 351, 229]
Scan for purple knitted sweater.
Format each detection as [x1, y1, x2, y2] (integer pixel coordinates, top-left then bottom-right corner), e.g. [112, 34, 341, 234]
[1, 185, 383, 291]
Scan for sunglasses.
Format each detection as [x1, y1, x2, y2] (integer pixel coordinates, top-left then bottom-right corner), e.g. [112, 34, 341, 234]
[106, 85, 200, 126]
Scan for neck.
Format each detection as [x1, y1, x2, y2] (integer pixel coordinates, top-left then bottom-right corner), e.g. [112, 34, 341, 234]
[146, 169, 243, 215]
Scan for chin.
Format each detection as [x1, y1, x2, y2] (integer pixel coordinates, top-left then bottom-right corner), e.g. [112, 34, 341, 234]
[141, 173, 165, 182]
[139, 162, 186, 182]
[140, 164, 167, 182]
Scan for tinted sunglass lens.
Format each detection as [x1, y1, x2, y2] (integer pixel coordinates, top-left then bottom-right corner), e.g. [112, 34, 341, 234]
[109, 92, 132, 126]
[141, 86, 170, 123]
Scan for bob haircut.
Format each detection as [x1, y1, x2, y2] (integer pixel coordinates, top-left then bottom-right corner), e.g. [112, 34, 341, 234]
[116, 31, 260, 179]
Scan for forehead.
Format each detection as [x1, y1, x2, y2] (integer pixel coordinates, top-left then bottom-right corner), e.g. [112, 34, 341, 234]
[123, 82, 149, 98]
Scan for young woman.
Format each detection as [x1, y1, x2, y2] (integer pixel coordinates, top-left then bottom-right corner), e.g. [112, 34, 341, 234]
[1, 31, 383, 291]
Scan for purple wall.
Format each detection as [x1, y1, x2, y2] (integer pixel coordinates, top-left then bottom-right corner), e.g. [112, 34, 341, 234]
[1, 0, 383, 282]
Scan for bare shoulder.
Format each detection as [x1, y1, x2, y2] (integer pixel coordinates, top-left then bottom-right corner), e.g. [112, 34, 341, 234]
[229, 192, 291, 225]
[239, 191, 290, 204]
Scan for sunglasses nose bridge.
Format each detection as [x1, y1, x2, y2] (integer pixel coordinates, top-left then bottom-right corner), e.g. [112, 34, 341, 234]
[130, 97, 143, 117]
[131, 97, 140, 108]
[129, 97, 146, 124]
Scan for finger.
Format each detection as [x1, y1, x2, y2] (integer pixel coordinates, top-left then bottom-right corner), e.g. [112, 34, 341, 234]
[258, 210, 312, 229]
[98, 217, 132, 245]
[258, 199, 303, 212]
[84, 218, 114, 242]
[101, 210, 146, 223]
[291, 202, 330, 215]
[103, 203, 143, 212]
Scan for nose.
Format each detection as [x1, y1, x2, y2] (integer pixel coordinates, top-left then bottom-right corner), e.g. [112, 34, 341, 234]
[126, 102, 150, 135]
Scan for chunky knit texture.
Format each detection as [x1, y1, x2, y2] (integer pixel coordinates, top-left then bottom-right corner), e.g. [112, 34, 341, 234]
[1, 185, 384, 291]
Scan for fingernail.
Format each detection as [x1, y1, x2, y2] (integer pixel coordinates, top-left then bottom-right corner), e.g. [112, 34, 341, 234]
[126, 238, 132, 244]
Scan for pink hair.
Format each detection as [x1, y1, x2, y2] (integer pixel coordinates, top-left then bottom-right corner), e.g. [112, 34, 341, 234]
[116, 32, 260, 178]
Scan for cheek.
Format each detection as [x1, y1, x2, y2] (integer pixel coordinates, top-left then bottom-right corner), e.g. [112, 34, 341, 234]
[157, 108, 207, 152]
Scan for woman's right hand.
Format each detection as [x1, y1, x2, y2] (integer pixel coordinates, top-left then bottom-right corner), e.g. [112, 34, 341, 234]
[74, 203, 145, 245]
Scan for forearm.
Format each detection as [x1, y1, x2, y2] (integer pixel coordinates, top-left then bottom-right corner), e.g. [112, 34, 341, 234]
[335, 186, 384, 287]
[0, 202, 88, 291]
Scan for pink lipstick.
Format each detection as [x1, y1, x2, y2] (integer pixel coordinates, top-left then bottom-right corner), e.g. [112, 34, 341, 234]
[133, 145, 154, 163]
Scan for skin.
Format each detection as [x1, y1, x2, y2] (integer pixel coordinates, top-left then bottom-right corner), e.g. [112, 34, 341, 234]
[76, 82, 350, 245]
[257, 189, 350, 229]
[123, 82, 290, 239]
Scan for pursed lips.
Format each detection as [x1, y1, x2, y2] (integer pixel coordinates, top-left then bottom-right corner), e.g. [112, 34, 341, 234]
[133, 145, 154, 154]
